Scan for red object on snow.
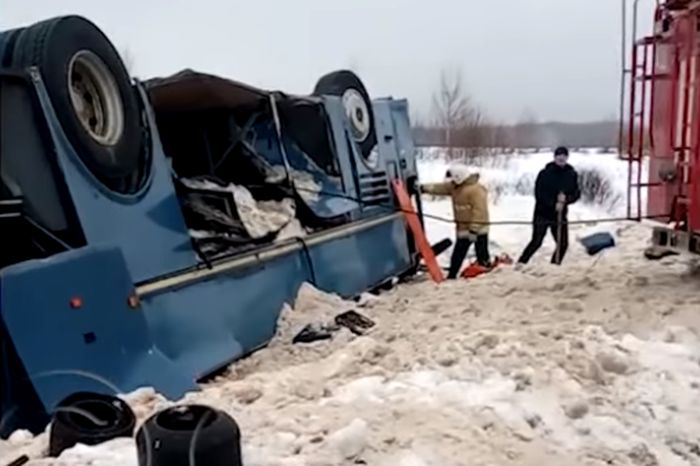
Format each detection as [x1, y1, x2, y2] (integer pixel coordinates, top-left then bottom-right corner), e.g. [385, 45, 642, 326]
[461, 254, 513, 279]
[391, 179, 444, 283]
[461, 263, 490, 279]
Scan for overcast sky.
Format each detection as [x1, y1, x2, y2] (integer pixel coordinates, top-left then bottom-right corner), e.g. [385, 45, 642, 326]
[2, 0, 656, 123]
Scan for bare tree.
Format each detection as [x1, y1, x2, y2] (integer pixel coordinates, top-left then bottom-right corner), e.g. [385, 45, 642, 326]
[453, 105, 488, 159]
[431, 68, 496, 162]
[432, 68, 472, 158]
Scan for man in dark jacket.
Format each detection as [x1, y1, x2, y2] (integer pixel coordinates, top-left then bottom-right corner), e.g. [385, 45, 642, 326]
[518, 146, 580, 265]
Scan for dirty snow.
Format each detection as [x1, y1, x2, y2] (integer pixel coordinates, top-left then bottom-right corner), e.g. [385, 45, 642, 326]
[4, 150, 700, 466]
[180, 178, 302, 240]
[275, 219, 309, 241]
[180, 169, 320, 243]
[267, 165, 324, 203]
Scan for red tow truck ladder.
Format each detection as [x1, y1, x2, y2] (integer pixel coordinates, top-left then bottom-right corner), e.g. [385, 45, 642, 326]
[628, 0, 700, 255]
[625, 3, 700, 230]
[626, 34, 665, 221]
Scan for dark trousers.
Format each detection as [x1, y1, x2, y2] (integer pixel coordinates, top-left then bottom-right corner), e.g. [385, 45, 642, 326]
[448, 234, 490, 279]
[518, 216, 569, 265]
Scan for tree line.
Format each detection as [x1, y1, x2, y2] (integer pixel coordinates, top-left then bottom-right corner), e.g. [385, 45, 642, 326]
[413, 69, 620, 156]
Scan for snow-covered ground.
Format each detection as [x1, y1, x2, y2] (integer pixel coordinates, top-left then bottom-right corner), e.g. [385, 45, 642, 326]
[418, 150, 645, 262]
[3, 150, 700, 466]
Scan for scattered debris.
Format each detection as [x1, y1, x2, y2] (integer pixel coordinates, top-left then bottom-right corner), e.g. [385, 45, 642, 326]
[335, 311, 375, 336]
[291, 310, 375, 343]
[580, 232, 616, 256]
[643, 246, 679, 261]
[6, 456, 29, 466]
[292, 323, 337, 344]
[4, 219, 700, 465]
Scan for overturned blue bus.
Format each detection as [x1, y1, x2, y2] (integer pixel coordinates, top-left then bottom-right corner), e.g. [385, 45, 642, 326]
[0, 15, 422, 436]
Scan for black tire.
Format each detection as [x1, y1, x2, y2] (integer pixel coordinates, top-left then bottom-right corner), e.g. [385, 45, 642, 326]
[12, 16, 143, 190]
[49, 392, 136, 457]
[0, 28, 24, 67]
[313, 70, 377, 158]
[136, 405, 242, 466]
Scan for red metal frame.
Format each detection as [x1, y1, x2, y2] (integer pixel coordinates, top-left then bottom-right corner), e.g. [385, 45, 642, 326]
[626, 35, 657, 221]
[626, 0, 700, 232]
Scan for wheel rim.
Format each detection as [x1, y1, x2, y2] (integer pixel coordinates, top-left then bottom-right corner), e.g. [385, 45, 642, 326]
[341, 88, 371, 143]
[64, 400, 119, 430]
[68, 50, 125, 146]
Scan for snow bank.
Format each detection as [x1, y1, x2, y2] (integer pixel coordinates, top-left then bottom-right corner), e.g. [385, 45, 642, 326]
[419, 149, 649, 263]
[4, 151, 699, 466]
[418, 148, 638, 215]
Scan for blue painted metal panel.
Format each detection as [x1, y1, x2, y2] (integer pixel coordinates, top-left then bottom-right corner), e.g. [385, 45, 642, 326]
[321, 97, 363, 220]
[323, 97, 360, 200]
[0, 317, 49, 437]
[285, 142, 355, 217]
[141, 249, 311, 379]
[136, 215, 410, 381]
[0, 64, 421, 437]
[250, 118, 357, 220]
[308, 216, 411, 297]
[386, 99, 419, 179]
[250, 120, 286, 168]
[27, 73, 197, 282]
[0, 246, 195, 413]
[373, 101, 402, 180]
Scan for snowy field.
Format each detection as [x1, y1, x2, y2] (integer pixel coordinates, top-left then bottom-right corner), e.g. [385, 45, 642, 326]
[4, 150, 700, 466]
[418, 148, 646, 263]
